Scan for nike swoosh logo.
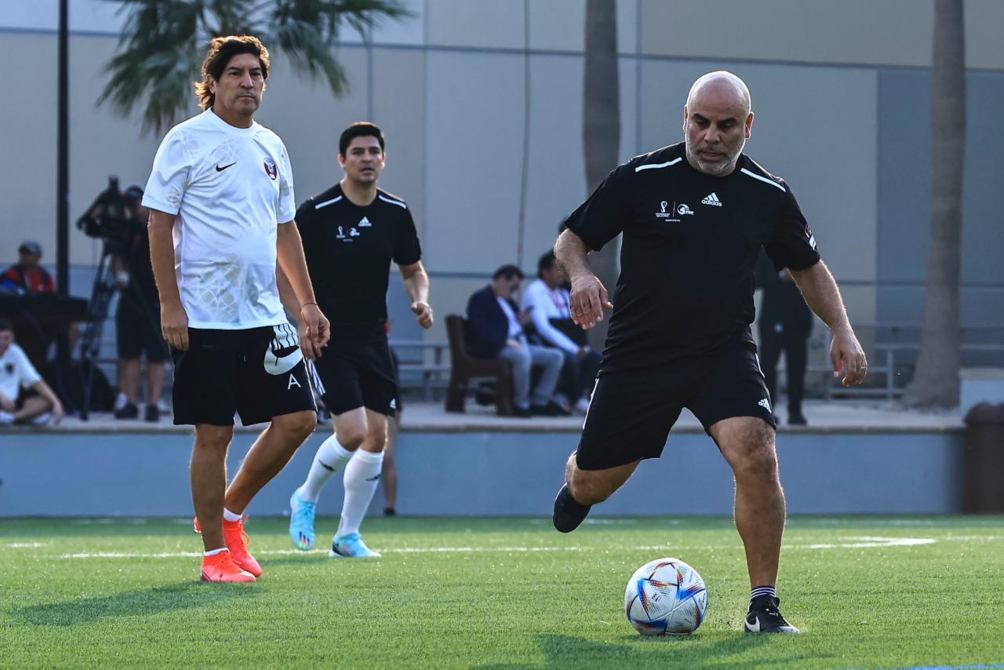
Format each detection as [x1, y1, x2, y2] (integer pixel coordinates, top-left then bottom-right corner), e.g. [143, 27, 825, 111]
[263, 346, 303, 375]
[216, 162, 236, 172]
[745, 616, 760, 633]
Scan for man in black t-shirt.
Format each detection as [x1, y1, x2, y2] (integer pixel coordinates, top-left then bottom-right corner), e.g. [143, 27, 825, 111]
[286, 122, 432, 558]
[551, 72, 868, 634]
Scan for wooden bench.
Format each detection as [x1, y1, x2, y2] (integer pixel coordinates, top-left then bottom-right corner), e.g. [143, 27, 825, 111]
[444, 314, 514, 416]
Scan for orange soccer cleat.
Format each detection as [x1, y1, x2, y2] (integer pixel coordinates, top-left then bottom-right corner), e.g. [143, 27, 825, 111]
[223, 518, 263, 578]
[200, 550, 256, 582]
[193, 515, 263, 578]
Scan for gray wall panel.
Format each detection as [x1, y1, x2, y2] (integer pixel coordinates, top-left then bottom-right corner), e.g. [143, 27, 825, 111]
[0, 429, 963, 516]
[425, 51, 525, 273]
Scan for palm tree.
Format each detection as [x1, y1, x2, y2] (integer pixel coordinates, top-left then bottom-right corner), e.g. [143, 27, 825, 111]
[905, 0, 966, 407]
[100, 0, 409, 132]
[581, 0, 620, 350]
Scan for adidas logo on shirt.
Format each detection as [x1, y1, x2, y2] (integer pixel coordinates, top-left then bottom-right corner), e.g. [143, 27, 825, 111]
[701, 192, 723, 207]
[358, 216, 372, 227]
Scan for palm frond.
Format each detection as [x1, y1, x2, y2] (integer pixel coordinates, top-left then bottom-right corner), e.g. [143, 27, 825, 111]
[99, 0, 411, 133]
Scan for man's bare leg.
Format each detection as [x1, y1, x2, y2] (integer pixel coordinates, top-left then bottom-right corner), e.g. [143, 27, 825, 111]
[191, 424, 234, 551]
[553, 452, 639, 532]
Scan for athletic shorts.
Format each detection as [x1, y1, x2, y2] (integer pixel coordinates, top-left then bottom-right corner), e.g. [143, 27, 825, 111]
[576, 341, 777, 470]
[171, 324, 315, 427]
[116, 297, 168, 362]
[310, 334, 398, 417]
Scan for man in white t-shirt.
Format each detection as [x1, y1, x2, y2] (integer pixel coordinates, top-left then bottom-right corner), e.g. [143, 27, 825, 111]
[144, 35, 330, 583]
[521, 251, 601, 414]
[0, 318, 64, 426]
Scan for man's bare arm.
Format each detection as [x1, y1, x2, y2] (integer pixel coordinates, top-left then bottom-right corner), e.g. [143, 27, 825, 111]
[554, 229, 612, 329]
[276, 222, 329, 358]
[399, 261, 433, 329]
[147, 210, 189, 351]
[790, 260, 868, 386]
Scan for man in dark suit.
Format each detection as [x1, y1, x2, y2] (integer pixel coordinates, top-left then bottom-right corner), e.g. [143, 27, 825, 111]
[466, 264, 564, 417]
[756, 253, 813, 425]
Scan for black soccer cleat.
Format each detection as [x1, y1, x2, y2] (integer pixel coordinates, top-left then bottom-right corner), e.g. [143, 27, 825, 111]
[552, 484, 591, 533]
[745, 595, 800, 634]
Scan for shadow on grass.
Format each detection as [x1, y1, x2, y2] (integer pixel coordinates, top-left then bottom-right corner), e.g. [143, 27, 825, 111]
[476, 633, 831, 669]
[17, 581, 259, 627]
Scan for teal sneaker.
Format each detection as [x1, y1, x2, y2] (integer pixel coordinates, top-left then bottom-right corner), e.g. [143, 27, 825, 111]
[330, 532, 381, 558]
[289, 489, 316, 551]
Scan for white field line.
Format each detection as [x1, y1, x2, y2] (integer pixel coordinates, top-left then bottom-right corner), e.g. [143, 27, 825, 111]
[43, 537, 939, 560]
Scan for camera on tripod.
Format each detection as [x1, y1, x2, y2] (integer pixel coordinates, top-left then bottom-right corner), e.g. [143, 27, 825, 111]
[76, 176, 139, 258]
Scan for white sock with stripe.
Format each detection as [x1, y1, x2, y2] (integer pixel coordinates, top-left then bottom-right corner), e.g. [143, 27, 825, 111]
[299, 434, 354, 503]
[336, 449, 384, 537]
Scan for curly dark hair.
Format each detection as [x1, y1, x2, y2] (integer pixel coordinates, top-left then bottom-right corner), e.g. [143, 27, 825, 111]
[195, 35, 270, 111]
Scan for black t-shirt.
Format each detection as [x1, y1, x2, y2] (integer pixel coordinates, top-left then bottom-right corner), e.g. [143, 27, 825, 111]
[564, 142, 820, 370]
[296, 184, 422, 336]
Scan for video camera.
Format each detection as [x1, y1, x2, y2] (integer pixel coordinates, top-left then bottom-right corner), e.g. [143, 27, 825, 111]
[76, 176, 140, 256]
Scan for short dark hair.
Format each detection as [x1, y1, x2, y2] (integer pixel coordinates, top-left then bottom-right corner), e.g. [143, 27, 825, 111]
[339, 122, 385, 156]
[0, 317, 12, 333]
[492, 264, 524, 281]
[195, 35, 270, 111]
[537, 251, 557, 278]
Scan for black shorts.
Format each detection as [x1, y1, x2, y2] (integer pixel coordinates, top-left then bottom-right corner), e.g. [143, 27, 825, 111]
[116, 297, 168, 362]
[576, 341, 777, 470]
[171, 324, 315, 427]
[310, 334, 398, 417]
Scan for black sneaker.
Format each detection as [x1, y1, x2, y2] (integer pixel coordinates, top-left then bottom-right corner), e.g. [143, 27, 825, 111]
[144, 404, 160, 422]
[788, 411, 808, 426]
[114, 402, 139, 420]
[383, 507, 396, 517]
[552, 484, 591, 533]
[745, 595, 800, 634]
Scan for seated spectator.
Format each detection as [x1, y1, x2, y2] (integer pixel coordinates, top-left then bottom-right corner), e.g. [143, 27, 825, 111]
[1, 241, 56, 295]
[0, 318, 64, 425]
[522, 251, 601, 414]
[466, 264, 566, 417]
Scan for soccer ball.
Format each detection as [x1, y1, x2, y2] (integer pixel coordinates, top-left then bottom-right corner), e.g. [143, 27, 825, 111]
[624, 557, 708, 635]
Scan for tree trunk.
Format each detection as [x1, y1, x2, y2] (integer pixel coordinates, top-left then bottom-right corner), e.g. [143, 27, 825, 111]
[905, 0, 966, 407]
[582, 0, 620, 350]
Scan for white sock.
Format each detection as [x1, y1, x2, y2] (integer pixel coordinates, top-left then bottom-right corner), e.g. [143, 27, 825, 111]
[222, 507, 241, 522]
[299, 434, 354, 503]
[336, 449, 384, 538]
[204, 547, 228, 557]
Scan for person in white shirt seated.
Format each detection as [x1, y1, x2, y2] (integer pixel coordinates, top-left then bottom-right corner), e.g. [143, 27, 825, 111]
[0, 318, 64, 426]
[465, 265, 566, 417]
[521, 251, 602, 414]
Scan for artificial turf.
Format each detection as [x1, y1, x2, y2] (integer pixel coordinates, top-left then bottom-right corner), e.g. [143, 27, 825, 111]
[1, 515, 1002, 669]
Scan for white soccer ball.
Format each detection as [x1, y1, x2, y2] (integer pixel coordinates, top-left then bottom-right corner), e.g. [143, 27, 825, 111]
[624, 557, 708, 635]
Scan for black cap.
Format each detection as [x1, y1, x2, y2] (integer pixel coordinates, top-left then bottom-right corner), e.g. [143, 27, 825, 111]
[18, 241, 42, 256]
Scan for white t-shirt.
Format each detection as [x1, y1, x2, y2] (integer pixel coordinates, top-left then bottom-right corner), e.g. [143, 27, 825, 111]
[0, 342, 42, 400]
[521, 278, 580, 354]
[143, 109, 296, 329]
[496, 297, 524, 341]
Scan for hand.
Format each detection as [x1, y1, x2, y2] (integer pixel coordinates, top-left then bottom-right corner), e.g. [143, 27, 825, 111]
[506, 338, 523, 349]
[568, 273, 613, 329]
[411, 301, 434, 329]
[160, 302, 189, 351]
[0, 393, 14, 413]
[517, 308, 533, 326]
[49, 400, 64, 426]
[299, 303, 330, 360]
[830, 326, 867, 386]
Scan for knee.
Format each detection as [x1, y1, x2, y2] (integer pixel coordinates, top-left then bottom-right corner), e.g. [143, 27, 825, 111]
[195, 425, 234, 450]
[337, 425, 367, 450]
[729, 435, 778, 480]
[284, 410, 317, 440]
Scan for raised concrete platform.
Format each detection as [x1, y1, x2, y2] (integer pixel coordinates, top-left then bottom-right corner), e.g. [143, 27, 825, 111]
[0, 401, 965, 517]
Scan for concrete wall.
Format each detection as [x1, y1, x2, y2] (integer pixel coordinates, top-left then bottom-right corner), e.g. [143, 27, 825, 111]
[0, 427, 963, 516]
[1, 0, 1002, 352]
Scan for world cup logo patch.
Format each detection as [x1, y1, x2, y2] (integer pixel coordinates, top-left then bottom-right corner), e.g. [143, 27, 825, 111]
[263, 158, 278, 180]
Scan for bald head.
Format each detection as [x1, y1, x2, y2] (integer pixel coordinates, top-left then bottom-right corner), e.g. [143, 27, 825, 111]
[683, 71, 754, 176]
[686, 71, 752, 116]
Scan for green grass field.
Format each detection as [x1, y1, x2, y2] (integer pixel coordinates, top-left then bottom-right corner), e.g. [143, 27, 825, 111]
[2, 515, 1003, 669]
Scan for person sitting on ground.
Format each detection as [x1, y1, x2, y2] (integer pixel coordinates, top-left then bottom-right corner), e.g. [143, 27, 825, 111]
[465, 264, 566, 417]
[1, 241, 56, 295]
[0, 318, 64, 426]
[521, 250, 601, 414]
